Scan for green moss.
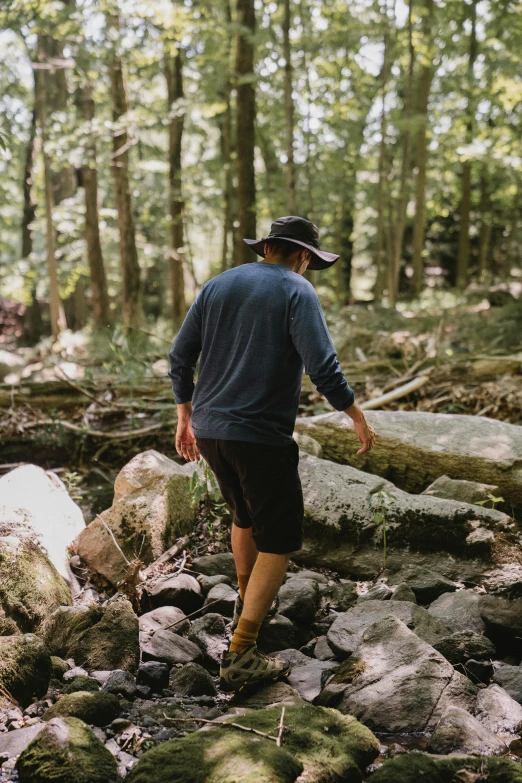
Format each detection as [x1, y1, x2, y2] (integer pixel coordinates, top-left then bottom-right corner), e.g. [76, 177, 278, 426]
[16, 716, 118, 783]
[329, 656, 366, 684]
[63, 676, 100, 694]
[43, 690, 121, 727]
[50, 656, 69, 679]
[0, 538, 72, 632]
[439, 756, 522, 783]
[0, 633, 51, 706]
[370, 753, 522, 783]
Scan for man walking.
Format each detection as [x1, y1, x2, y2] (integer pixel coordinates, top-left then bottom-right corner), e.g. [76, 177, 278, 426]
[168, 216, 376, 693]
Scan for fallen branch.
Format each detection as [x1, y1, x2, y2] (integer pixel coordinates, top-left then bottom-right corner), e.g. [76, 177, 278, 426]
[23, 418, 166, 440]
[163, 598, 224, 631]
[360, 374, 430, 410]
[163, 715, 278, 742]
[96, 514, 131, 567]
[140, 536, 190, 578]
[276, 706, 285, 747]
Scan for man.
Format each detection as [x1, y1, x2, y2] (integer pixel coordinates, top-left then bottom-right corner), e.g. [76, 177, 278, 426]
[168, 215, 376, 693]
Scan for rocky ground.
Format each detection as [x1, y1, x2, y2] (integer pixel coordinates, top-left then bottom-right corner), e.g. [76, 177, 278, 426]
[0, 416, 522, 782]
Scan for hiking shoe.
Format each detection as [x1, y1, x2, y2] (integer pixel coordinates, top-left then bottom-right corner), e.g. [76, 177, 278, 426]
[219, 643, 291, 693]
[231, 594, 280, 632]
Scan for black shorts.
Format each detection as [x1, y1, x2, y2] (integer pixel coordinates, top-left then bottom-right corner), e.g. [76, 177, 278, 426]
[195, 437, 304, 554]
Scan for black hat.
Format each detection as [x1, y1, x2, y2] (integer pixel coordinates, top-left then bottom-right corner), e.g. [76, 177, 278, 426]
[244, 216, 340, 271]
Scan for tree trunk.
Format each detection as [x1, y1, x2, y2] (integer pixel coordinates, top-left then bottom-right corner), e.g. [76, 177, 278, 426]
[77, 83, 111, 328]
[108, 19, 143, 330]
[234, 0, 257, 265]
[478, 170, 491, 280]
[221, 0, 234, 272]
[456, 0, 478, 290]
[411, 0, 434, 296]
[21, 105, 37, 259]
[283, 0, 297, 214]
[165, 48, 186, 325]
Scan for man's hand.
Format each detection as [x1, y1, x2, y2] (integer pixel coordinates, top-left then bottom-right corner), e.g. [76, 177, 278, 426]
[176, 402, 201, 462]
[344, 402, 376, 456]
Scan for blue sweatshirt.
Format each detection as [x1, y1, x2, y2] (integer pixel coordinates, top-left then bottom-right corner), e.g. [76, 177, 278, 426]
[168, 260, 355, 446]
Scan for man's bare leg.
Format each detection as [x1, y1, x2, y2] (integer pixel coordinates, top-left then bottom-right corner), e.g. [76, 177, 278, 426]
[231, 525, 258, 599]
[229, 552, 290, 653]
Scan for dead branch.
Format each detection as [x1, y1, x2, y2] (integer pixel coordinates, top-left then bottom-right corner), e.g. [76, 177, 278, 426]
[276, 706, 285, 747]
[23, 419, 166, 439]
[140, 536, 190, 578]
[360, 374, 430, 410]
[163, 715, 278, 742]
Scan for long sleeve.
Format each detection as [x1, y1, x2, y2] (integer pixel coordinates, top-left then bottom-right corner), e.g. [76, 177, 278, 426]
[168, 289, 204, 404]
[289, 281, 355, 411]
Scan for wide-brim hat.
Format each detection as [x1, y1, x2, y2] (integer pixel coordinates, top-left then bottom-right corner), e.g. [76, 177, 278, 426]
[244, 215, 339, 271]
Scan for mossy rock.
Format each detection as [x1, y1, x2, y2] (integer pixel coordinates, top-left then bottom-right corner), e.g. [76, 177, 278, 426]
[43, 691, 121, 727]
[39, 598, 139, 672]
[50, 656, 69, 679]
[0, 536, 72, 632]
[370, 753, 522, 783]
[63, 676, 100, 694]
[127, 705, 379, 783]
[0, 633, 51, 706]
[16, 716, 118, 783]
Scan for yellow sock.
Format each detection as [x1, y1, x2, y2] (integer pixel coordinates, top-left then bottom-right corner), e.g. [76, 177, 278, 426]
[237, 574, 250, 601]
[229, 617, 261, 654]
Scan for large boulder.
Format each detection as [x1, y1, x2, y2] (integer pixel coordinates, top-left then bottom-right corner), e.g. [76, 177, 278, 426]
[0, 535, 72, 632]
[0, 465, 85, 590]
[43, 691, 121, 726]
[422, 475, 501, 506]
[278, 578, 320, 624]
[126, 705, 379, 783]
[427, 706, 507, 756]
[474, 684, 522, 734]
[16, 716, 118, 783]
[293, 409, 522, 512]
[479, 594, 522, 644]
[493, 664, 522, 704]
[72, 516, 128, 587]
[145, 573, 203, 614]
[428, 590, 485, 634]
[95, 450, 198, 563]
[291, 450, 516, 579]
[141, 629, 202, 666]
[370, 753, 522, 783]
[0, 633, 51, 706]
[38, 599, 139, 672]
[318, 616, 477, 733]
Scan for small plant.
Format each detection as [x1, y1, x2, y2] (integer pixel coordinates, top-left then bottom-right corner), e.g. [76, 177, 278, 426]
[475, 492, 504, 510]
[62, 471, 82, 502]
[188, 458, 229, 540]
[369, 489, 397, 571]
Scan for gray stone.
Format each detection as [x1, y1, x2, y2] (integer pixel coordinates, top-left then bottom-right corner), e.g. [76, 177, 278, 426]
[63, 666, 89, 682]
[138, 605, 188, 636]
[293, 432, 323, 457]
[288, 570, 328, 584]
[0, 724, 45, 759]
[329, 581, 358, 611]
[203, 583, 237, 617]
[188, 613, 228, 668]
[475, 684, 522, 734]
[136, 662, 169, 693]
[433, 630, 495, 666]
[481, 563, 522, 600]
[313, 636, 335, 661]
[427, 706, 507, 756]
[275, 649, 311, 667]
[390, 583, 416, 603]
[257, 614, 296, 654]
[197, 574, 232, 595]
[146, 573, 203, 614]
[327, 601, 449, 659]
[141, 629, 202, 666]
[493, 664, 522, 704]
[403, 571, 457, 604]
[102, 670, 137, 699]
[277, 578, 320, 624]
[479, 595, 522, 641]
[169, 662, 217, 697]
[192, 553, 237, 581]
[357, 582, 392, 603]
[90, 671, 112, 686]
[422, 475, 500, 506]
[428, 590, 485, 634]
[465, 659, 494, 684]
[287, 659, 338, 702]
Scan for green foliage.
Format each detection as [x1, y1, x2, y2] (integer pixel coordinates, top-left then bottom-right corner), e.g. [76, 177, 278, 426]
[188, 457, 229, 542]
[62, 471, 82, 502]
[475, 492, 504, 510]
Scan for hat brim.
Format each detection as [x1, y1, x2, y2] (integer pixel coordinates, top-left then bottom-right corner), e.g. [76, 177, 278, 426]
[244, 237, 339, 271]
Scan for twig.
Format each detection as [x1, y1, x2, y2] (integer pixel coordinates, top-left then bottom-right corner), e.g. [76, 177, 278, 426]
[96, 514, 131, 567]
[141, 536, 190, 578]
[163, 598, 224, 631]
[51, 362, 100, 404]
[174, 551, 188, 575]
[163, 715, 278, 742]
[0, 683, 17, 705]
[360, 374, 430, 410]
[24, 419, 166, 439]
[276, 706, 285, 747]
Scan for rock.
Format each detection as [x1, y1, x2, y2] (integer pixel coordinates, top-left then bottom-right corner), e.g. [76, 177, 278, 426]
[428, 590, 485, 634]
[427, 706, 507, 756]
[402, 571, 457, 604]
[293, 409, 522, 513]
[102, 670, 137, 699]
[16, 716, 118, 783]
[313, 636, 335, 661]
[0, 465, 85, 590]
[50, 656, 69, 679]
[72, 516, 129, 587]
[319, 616, 476, 733]
[277, 578, 320, 624]
[0, 349, 25, 381]
[197, 574, 232, 594]
[293, 432, 323, 457]
[192, 553, 237, 581]
[0, 724, 45, 759]
[475, 684, 522, 734]
[257, 614, 296, 653]
[288, 570, 328, 584]
[327, 601, 449, 659]
[276, 648, 310, 667]
[481, 562, 522, 599]
[39, 599, 140, 673]
[145, 573, 203, 614]
[187, 613, 228, 668]
[63, 666, 89, 682]
[126, 704, 379, 783]
[329, 581, 358, 610]
[63, 676, 100, 694]
[422, 475, 501, 506]
[0, 634, 51, 706]
[466, 659, 494, 684]
[357, 582, 392, 602]
[203, 583, 237, 617]
[141, 629, 202, 666]
[95, 450, 197, 563]
[43, 691, 121, 727]
[136, 662, 169, 693]
[0, 535, 72, 633]
[433, 630, 495, 665]
[235, 681, 304, 709]
[287, 659, 338, 702]
[479, 594, 522, 642]
[169, 663, 217, 697]
[138, 605, 188, 636]
[369, 753, 522, 783]
[493, 664, 522, 704]
[390, 583, 417, 603]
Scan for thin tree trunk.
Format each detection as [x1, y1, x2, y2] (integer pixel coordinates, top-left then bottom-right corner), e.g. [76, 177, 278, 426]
[456, 0, 478, 289]
[21, 105, 37, 259]
[165, 48, 186, 325]
[221, 0, 234, 272]
[108, 17, 143, 330]
[234, 0, 257, 265]
[283, 0, 297, 214]
[478, 170, 491, 280]
[411, 0, 434, 296]
[77, 83, 111, 328]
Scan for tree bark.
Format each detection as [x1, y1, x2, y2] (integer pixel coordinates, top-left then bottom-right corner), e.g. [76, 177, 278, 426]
[77, 83, 111, 328]
[221, 0, 234, 272]
[478, 170, 491, 280]
[108, 19, 143, 330]
[165, 48, 186, 325]
[456, 0, 478, 290]
[21, 105, 37, 259]
[283, 0, 298, 214]
[234, 0, 257, 265]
